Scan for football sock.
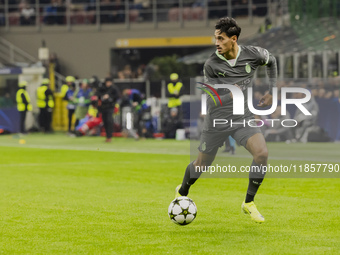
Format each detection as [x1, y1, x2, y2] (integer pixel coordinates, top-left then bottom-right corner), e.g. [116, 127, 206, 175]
[179, 161, 201, 196]
[245, 160, 266, 203]
[245, 193, 255, 203]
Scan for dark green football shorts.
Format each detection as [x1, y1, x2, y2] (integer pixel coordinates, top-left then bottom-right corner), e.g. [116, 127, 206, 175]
[198, 124, 262, 155]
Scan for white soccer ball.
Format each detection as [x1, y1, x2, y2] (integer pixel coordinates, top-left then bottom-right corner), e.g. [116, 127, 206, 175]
[168, 196, 197, 225]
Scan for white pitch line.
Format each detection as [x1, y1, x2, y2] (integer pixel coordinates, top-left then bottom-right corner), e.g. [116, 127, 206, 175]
[0, 161, 132, 167]
[0, 143, 338, 163]
[0, 143, 183, 155]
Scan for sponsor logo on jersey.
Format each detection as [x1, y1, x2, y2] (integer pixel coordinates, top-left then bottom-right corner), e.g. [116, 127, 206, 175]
[245, 63, 251, 73]
[217, 71, 226, 77]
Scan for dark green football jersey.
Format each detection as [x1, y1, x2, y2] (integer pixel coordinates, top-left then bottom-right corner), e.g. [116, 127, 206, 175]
[202, 45, 277, 130]
[204, 45, 274, 90]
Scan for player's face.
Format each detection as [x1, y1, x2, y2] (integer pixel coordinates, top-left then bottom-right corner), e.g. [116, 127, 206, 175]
[214, 30, 237, 55]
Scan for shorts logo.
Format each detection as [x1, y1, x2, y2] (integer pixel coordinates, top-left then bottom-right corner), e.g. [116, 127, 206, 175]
[196, 82, 223, 106]
[245, 63, 251, 73]
[201, 142, 206, 151]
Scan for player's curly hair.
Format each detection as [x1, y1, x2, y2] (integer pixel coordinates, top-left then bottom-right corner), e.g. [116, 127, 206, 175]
[215, 17, 241, 39]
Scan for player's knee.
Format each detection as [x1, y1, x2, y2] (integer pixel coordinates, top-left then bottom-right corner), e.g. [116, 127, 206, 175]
[193, 158, 212, 168]
[254, 148, 268, 164]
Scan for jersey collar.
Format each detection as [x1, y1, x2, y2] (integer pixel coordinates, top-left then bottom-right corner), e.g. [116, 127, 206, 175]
[215, 45, 241, 67]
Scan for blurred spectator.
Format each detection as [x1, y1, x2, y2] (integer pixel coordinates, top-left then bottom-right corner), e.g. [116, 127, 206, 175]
[100, 0, 114, 23]
[253, 0, 268, 17]
[97, 78, 120, 142]
[135, 64, 146, 79]
[223, 136, 236, 154]
[162, 107, 183, 139]
[50, 53, 61, 74]
[138, 106, 154, 138]
[167, 1, 179, 22]
[232, 0, 248, 17]
[37, 78, 54, 133]
[130, 0, 151, 22]
[120, 88, 144, 139]
[89, 75, 101, 95]
[44, 0, 66, 25]
[258, 17, 272, 33]
[20, 0, 35, 25]
[168, 0, 204, 21]
[75, 95, 103, 137]
[264, 106, 293, 142]
[112, 0, 125, 23]
[61, 75, 75, 98]
[0, 93, 15, 108]
[167, 73, 184, 117]
[64, 82, 77, 133]
[208, 0, 227, 19]
[0, 0, 5, 26]
[293, 93, 319, 143]
[192, 0, 205, 20]
[16, 81, 32, 134]
[143, 63, 159, 80]
[74, 79, 92, 128]
[118, 64, 134, 79]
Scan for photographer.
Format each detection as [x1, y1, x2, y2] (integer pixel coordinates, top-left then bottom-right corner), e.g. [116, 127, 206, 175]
[97, 78, 120, 142]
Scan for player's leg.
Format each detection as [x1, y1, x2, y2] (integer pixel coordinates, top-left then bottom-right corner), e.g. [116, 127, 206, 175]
[38, 109, 44, 132]
[177, 129, 223, 197]
[233, 128, 267, 223]
[178, 151, 217, 196]
[20, 111, 26, 133]
[245, 132, 268, 203]
[68, 109, 74, 132]
[242, 133, 267, 223]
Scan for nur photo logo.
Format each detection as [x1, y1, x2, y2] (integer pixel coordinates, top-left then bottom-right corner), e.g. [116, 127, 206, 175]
[197, 83, 312, 117]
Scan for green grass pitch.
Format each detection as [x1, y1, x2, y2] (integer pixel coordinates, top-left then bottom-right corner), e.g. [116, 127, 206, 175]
[1, 134, 339, 254]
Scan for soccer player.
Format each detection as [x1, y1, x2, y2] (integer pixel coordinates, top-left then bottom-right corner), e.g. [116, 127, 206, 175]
[176, 17, 277, 223]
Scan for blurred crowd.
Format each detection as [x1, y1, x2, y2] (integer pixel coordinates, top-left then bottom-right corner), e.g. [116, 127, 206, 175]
[10, 75, 155, 141]
[2, 75, 339, 143]
[60, 75, 155, 142]
[251, 78, 340, 143]
[0, 0, 270, 26]
[116, 64, 145, 80]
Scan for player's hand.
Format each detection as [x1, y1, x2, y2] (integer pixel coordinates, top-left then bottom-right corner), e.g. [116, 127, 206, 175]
[103, 94, 109, 100]
[258, 93, 272, 107]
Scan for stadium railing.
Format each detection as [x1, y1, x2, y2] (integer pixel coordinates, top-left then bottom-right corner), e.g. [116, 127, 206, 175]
[0, 0, 276, 31]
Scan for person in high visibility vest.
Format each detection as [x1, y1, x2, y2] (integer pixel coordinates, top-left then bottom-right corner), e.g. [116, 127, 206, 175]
[16, 80, 32, 134]
[37, 78, 54, 133]
[61, 76, 75, 97]
[167, 73, 184, 117]
[64, 82, 76, 133]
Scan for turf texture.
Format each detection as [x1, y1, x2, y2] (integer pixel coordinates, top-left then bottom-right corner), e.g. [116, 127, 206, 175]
[0, 134, 339, 254]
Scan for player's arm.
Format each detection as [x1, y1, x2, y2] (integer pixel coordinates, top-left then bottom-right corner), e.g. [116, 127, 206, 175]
[256, 47, 277, 107]
[21, 93, 28, 105]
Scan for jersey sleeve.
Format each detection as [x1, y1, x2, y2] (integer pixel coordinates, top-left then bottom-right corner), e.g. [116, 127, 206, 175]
[254, 46, 277, 94]
[254, 46, 271, 66]
[203, 62, 215, 83]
